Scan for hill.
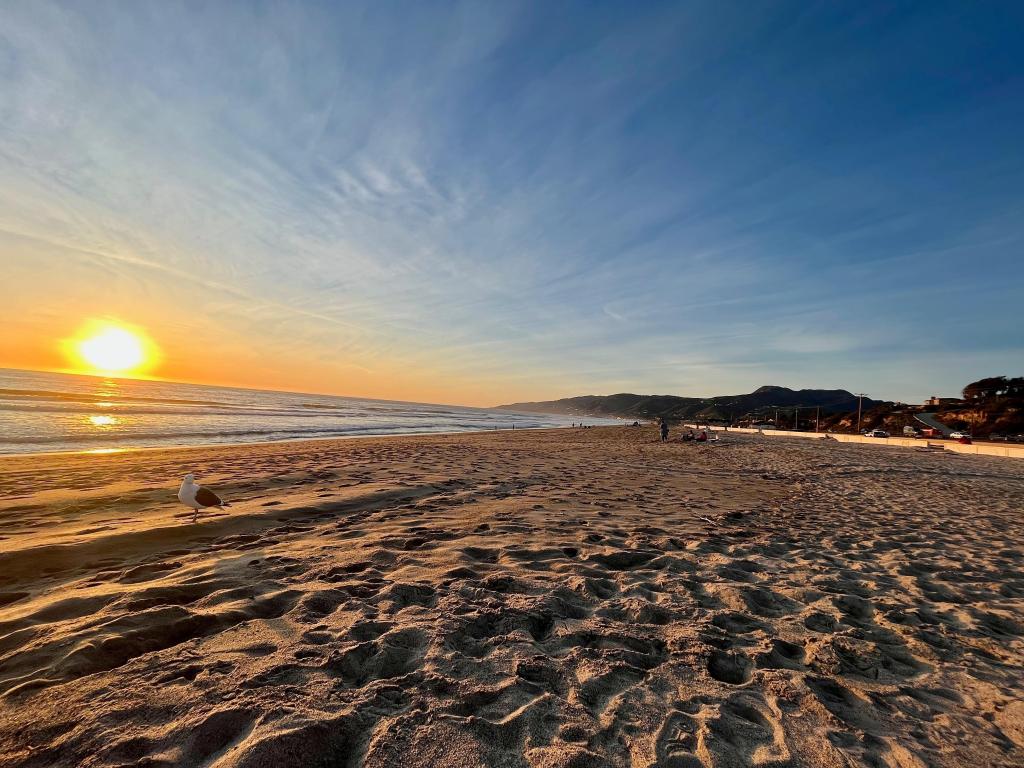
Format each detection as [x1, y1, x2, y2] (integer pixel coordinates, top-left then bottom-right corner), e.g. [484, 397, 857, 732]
[828, 376, 1024, 438]
[496, 386, 883, 424]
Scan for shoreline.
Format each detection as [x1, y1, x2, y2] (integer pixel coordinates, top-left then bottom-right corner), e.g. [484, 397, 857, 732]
[0, 423, 591, 460]
[0, 367, 621, 460]
[9, 417, 1019, 463]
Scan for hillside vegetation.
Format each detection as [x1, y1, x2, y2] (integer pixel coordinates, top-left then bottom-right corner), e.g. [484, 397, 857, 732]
[499, 376, 1024, 437]
[497, 386, 882, 424]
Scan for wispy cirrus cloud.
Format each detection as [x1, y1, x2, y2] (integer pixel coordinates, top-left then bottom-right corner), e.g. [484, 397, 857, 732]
[1, 1, 1022, 404]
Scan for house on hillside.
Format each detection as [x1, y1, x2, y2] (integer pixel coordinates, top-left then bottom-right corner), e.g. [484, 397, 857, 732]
[924, 396, 960, 407]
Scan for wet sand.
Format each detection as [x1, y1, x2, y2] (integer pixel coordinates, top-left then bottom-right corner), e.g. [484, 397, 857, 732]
[0, 427, 1021, 767]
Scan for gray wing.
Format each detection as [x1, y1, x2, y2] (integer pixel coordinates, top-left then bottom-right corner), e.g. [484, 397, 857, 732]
[195, 486, 223, 507]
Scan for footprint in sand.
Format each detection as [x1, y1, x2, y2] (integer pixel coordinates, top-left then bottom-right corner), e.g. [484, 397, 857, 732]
[326, 627, 428, 687]
[655, 706, 704, 767]
[803, 610, 840, 633]
[756, 638, 807, 671]
[703, 694, 791, 766]
[707, 649, 754, 685]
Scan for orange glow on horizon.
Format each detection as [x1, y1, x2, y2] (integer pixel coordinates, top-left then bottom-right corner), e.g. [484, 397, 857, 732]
[0, 313, 535, 407]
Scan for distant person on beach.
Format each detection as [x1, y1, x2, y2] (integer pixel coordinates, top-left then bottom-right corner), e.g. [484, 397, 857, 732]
[660, 418, 669, 441]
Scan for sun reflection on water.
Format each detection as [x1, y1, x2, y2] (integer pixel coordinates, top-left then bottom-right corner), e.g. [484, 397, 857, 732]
[88, 415, 119, 427]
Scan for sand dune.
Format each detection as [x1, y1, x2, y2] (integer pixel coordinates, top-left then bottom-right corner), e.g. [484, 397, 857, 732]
[0, 427, 1021, 767]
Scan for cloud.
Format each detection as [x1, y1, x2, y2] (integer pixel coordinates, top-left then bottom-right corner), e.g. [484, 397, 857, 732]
[1, 2, 1022, 404]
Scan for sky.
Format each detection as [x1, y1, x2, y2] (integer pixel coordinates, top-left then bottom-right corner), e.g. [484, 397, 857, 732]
[1, 2, 1022, 406]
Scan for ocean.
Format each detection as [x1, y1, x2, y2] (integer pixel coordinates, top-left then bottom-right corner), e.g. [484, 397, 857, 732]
[0, 369, 612, 455]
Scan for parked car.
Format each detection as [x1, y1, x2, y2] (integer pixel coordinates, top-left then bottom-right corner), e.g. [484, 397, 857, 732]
[902, 426, 919, 437]
[989, 433, 1006, 442]
[950, 431, 972, 440]
[867, 429, 889, 438]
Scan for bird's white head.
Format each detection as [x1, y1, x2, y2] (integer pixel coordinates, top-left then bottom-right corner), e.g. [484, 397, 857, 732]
[184, 473, 195, 484]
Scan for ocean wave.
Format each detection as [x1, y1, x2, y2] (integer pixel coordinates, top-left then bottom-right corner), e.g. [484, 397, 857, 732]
[0, 420, 569, 449]
[0, 369, 613, 454]
[0, 388, 238, 408]
[0, 403, 368, 419]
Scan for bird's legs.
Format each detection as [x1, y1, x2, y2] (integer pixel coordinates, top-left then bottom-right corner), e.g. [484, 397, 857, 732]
[193, 507, 199, 524]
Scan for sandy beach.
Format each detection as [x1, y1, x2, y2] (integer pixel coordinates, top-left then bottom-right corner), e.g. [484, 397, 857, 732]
[0, 426, 1021, 767]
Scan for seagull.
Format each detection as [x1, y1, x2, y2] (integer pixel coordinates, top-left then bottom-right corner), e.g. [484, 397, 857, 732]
[178, 473, 229, 523]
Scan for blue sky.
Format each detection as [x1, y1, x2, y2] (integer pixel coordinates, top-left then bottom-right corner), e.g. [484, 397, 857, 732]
[1, 2, 1022, 405]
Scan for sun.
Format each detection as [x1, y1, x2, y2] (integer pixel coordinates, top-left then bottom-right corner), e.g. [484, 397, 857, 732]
[66, 321, 158, 375]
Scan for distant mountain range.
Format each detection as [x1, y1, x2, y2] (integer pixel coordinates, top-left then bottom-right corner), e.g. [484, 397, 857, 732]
[495, 386, 885, 422]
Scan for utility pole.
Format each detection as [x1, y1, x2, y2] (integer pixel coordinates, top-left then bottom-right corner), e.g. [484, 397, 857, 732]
[855, 393, 867, 433]
[815, 406, 820, 433]
[794, 406, 799, 432]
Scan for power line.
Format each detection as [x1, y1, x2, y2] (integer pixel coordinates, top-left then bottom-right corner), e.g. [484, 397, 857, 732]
[855, 393, 868, 433]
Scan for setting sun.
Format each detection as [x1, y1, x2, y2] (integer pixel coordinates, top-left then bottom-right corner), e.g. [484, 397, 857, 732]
[65, 321, 159, 376]
[80, 328, 143, 371]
